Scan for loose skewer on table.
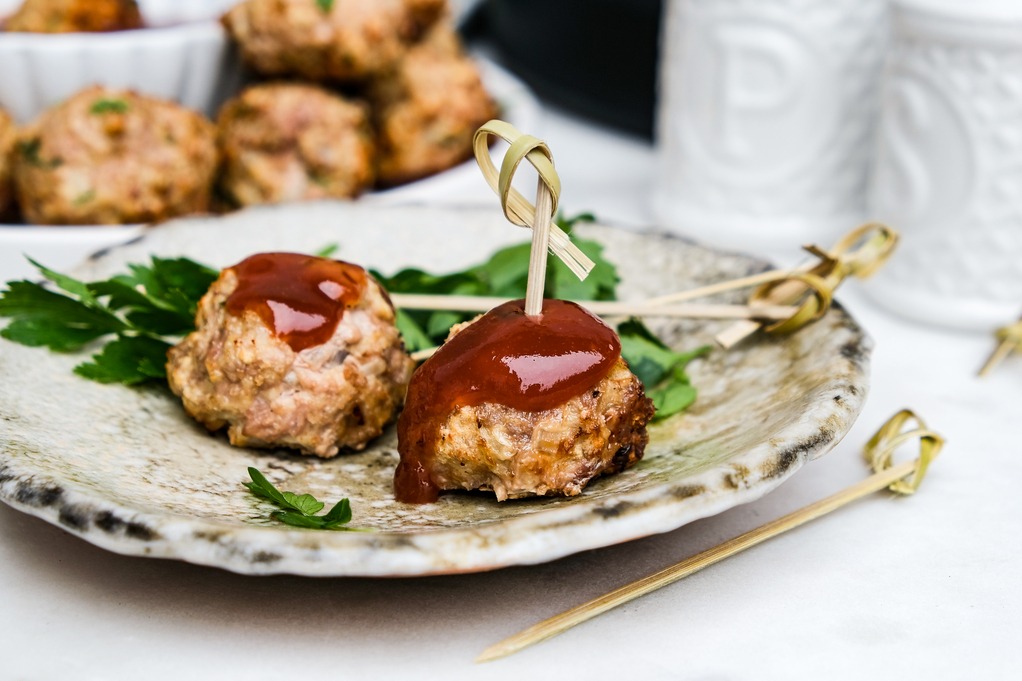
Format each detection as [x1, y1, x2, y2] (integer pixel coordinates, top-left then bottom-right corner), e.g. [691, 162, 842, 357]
[476, 409, 944, 663]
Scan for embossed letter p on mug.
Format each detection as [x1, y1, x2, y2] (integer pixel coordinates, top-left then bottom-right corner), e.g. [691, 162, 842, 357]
[864, 0, 1022, 330]
[654, 0, 888, 252]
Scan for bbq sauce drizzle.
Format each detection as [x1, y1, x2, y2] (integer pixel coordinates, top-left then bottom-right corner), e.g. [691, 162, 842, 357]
[395, 299, 622, 503]
[225, 252, 367, 352]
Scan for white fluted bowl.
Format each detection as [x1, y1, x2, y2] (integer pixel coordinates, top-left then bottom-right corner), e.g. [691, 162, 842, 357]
[0, 0, 241, 124]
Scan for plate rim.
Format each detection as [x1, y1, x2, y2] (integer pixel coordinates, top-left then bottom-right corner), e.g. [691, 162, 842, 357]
[0, 203, 872, 577]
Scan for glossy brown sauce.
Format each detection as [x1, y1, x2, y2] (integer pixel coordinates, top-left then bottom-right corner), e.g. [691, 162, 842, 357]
[395, 299, 621, 503]
[225, 252, 366, 353]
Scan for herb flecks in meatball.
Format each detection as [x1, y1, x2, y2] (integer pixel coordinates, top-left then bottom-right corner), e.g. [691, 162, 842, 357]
[222, 0, 446, 83]
[216, 83, 375, 208]
[12, 87, 216, 225]
[168, 253, 415, 457]
[4, 0, 143, 33]
[371, 24, 498, 187]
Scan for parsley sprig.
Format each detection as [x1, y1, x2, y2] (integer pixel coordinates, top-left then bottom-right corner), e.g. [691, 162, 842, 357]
[244, 467, 357, 531]
[0, 257, 217, 384]
[618, 320, 711, 417]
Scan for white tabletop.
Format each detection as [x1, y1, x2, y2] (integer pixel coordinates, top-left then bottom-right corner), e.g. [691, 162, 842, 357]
[1, 107, 1019, 681]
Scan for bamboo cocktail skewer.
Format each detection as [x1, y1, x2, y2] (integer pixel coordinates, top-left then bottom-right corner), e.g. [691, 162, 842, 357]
[395, 223, 899, 358]
[714, 224, 899, 348]
[389, 293, 798, 321]
[524, 174, 554, 316]
[642, 269, 802, 307]
[472, 120, 594, 311]
[477, 410, 944, 663]
[978, 315, 1022, 376]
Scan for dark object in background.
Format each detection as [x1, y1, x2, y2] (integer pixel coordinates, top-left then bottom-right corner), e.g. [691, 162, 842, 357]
[468, 0, 662, 139]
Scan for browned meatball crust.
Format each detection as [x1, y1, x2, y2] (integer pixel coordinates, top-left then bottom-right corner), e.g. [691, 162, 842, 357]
[12, 87, 216, 225]
[0, 108, 15, 218]
[4, 0, 143, 33]
[370, 25, 497, 186]
[418, 359, 654, 501]
[167, 261, 415, 457]
[222, 0, 446, 82]
[216, 83, 375, 207]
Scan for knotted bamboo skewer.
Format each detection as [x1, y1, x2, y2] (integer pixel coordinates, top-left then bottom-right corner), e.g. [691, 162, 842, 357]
[713, 223, 899, 348]
[978, 314, 1022, 377]
[473, 120, 591, 316]
[409, 122, 900, 363]
[396, 221, 898, 362]
[477, 409, 944, 663]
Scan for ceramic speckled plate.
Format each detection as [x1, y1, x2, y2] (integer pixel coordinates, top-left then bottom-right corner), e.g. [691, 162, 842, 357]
[0, 203, 871, 576]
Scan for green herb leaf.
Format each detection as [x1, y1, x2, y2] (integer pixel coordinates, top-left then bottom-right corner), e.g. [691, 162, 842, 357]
[271, 511, 332, 529]
[315, 0, 334, 12]
[322, 497, 352, 525]
[74, 189, 96, 206]
[73, 335, 172, 384]
[547, 235, 618, 301]
[0, 256, 218, 384]
[244, 467, 357, 531]
[556, 212, 596, 232]
[315, 243, 340, 258]
[90, 98, 129, 115]
[618, 319, 711, 421]
[394, 308, 433, 353]
[16, 138, 62, 169]
[244, 467, 290, 507]
[0, 281, 126, 350]
[281, 491, 325, 516]
[648, 381, 697, 417]
[27, 258, 99, 305]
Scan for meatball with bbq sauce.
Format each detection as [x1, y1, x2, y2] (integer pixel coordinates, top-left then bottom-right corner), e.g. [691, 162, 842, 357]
[167, 253, 415, 457]
[215, 83, 375, 208]
[12, 86, 216, 225]
[4, 0, 143, 33]
[370, 24, 498, 187]
[395, 299, 656, 503]
[221, 0, 446, 83]
[0, 108, 15, 219]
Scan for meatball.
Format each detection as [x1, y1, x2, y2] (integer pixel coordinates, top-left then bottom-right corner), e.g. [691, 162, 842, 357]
[371, 24, 497, 186]
[0, 108, 15, 219]
[167, 253, 415, 457]
[4, 0, 143, 33]
[222, 0, 446, 82]
[12, 86, 216, 225]
[396, 299, 655, 502]
[216, 83, 375, 208]
[414, 360, 654, 501]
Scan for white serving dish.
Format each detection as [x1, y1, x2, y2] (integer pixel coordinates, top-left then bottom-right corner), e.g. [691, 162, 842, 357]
[0, 0, 241, 125]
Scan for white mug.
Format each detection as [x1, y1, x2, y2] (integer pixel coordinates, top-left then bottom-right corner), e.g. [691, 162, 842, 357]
[653, 0, 888, 254]
[863, 0, 1022, 330]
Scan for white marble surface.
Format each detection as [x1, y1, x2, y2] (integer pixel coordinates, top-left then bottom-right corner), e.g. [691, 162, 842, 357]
[1, 107, 1020, 680]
